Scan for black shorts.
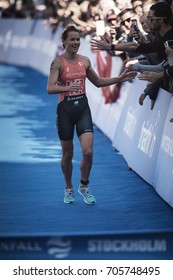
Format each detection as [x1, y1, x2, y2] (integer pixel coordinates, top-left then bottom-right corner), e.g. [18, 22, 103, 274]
[56, 95, 93, 141]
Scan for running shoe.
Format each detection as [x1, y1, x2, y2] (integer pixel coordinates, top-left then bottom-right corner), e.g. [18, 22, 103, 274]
[78, 185, 96, 204]
[64, 188, 75, 204]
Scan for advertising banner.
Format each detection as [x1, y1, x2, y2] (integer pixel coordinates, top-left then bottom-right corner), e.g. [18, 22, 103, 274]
[0, 20, 58, 75]
[0, 232, 173, 260]
[154, 97, 173, 207]
[113, 81, 172, 185]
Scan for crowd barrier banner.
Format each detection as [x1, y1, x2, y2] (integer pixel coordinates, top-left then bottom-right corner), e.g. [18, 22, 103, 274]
[92, 82, 130, 141]
[154, 97, 173, 206]
[0, 19, 172, 207]
[113, 80, 172, 185]
[0, 233, 173, 260]
[0, 19, 59, 75]
[86, 49, 125, 141]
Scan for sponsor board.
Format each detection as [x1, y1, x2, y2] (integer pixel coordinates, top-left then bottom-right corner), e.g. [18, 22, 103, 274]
[0, 233, 173, 260]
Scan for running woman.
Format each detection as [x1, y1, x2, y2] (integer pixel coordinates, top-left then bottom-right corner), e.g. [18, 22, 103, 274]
[47, 25, 136, 204]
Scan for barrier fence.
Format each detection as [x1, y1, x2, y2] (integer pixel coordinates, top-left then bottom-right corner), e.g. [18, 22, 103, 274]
[0, 19, 172, 208]
[0, 232, 173, 260]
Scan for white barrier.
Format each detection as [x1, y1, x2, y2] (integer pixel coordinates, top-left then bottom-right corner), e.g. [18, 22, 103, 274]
[154, 98, 173, 206]
[113, 80, 172, 185]
[0, 19, 62, 75]
[0, 19, 172, 207]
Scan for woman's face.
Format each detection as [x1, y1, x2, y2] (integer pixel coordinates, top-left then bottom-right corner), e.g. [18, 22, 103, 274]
[63, 31, 80, 53]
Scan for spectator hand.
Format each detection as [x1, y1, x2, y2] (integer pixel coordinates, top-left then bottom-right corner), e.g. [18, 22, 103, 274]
[125, 65, 135, 72]
[138, 71, 164, 83]
[124, 58, 139, 68]
[129, 28, 141, 42]
[90, 36, 111, 51]
[165, 46, 173, 56]
[165, 47, 173, 66]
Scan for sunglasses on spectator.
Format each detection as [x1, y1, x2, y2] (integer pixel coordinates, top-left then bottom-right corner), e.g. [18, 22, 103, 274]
[121, 18, 131, 26]
[147, 16, 167, 21]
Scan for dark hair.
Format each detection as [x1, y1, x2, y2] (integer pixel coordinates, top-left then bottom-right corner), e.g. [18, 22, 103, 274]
[150, 2, 172, 24]
[62, 25, 80, 41]
[118, 8, 134, 18]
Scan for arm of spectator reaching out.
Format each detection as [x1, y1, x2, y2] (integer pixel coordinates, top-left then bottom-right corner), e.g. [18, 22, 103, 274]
[138, 71, 164, 83]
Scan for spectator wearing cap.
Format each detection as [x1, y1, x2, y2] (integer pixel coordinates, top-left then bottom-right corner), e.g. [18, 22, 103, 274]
[106, 7, 122, 43]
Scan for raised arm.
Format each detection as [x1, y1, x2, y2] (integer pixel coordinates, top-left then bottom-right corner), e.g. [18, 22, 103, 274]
[83, 56, 137, 87]
[138, 71, 164, 83]
[90, 37, 139, 53]
[129, 62, 164, 73]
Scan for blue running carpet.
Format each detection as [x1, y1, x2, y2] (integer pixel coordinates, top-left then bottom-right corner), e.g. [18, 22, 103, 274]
[0, 64, 173, 259]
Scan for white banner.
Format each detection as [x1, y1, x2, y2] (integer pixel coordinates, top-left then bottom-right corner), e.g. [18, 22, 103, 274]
[0, 260, 172, 280]
[113, 84, 171, 184]
[154, 96, 173, 205]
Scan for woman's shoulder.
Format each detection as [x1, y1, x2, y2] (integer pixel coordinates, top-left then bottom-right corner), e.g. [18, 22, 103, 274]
[54, 54, 64, 62]
[78, 54, 90, 66]
[49, 55, 64, 72]
[53, 55, 64, 66]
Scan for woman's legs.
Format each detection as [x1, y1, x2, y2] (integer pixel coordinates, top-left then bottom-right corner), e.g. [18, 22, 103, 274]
[79, 132, 94, 186]
[60, 140, 74, 189]
[78, 132, 96, 204]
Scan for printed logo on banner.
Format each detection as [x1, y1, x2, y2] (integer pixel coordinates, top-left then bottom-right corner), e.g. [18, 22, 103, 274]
[138, 111, 161, 158]
[161, 134, 173, 158]
[0, 240, 42, 253]
[3, 31, 13, 50]
[123, 106, 137, 139]
[87, 238, 167, 253]
[0, 238, 72, 259]
[47, 238, 72, 259]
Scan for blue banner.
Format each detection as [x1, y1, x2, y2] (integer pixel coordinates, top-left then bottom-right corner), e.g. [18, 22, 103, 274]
[0, 232, 173, 260]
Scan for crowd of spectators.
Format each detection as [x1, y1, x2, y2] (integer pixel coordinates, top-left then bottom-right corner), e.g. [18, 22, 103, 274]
[0, 1, 171, 31]
[88, 0, 173, 111]
[1, 0, 173, 111]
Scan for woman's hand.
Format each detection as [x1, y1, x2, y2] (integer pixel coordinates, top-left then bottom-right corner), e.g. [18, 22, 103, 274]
[119, 69, 137, 82]
[69, 81, 81, 93]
